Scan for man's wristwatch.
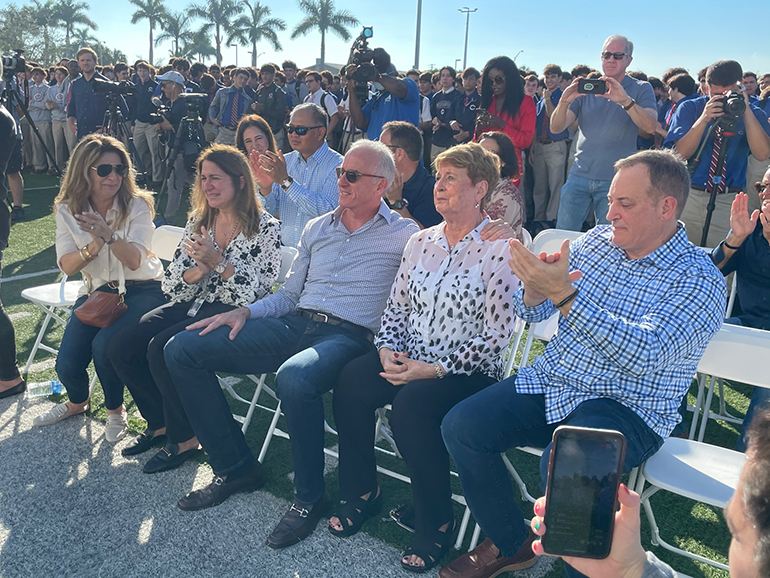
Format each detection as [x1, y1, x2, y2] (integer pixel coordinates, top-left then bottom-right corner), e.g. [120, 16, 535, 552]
[280, 176, 294, 191]
[214, 258, 228, 275]
[622, 98, 636, 111]
[105, 231, 119, 245]
[385, 198, 409, 210]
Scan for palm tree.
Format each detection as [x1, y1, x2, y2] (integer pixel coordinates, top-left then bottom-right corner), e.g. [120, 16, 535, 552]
[156, 11, 194, 57]
[290, 0, 358, 65]
[53, 0, 97, 53]
[228, 0, 285, 67]
[129, 0, 168, 65]
[72, 27, 99, 48]
[181, 26, 217, 63]
[27, 0, 60, 60]
[189, 0, 243, 66]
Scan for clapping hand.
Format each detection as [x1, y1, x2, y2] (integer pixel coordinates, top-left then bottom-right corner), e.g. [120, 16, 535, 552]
[508, 238, 582, 306]
[259, 150, 290, 184]
[74, 212, 113, 243]
[249, 149, 274, 190]
[181, 227, 220, 271]
[729, 192, 759, 241]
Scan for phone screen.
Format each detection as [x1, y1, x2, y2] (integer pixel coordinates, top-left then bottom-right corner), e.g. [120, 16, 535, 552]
[542, 427, 626, 559]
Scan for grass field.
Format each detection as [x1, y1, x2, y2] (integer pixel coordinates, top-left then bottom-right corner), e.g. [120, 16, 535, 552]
[1, 172, 745, 577]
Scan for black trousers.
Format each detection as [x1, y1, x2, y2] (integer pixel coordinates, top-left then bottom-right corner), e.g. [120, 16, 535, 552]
[333, 350, 493, 537]
[108, 299, 234, 440]
[0, 249, 20, 382]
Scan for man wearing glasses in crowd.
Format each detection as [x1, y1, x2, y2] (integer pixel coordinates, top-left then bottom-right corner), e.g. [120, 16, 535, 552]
[253, 103, 342, 248]
[550, 34, 657, 232]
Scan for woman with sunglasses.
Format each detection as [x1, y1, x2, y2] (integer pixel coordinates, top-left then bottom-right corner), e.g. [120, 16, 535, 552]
[479, 131, 526, 241]
[475, 56, 536, 188]
[329, 143, 519, 573]
[33, 135, 166, 440]
[107, 145, 281, 469]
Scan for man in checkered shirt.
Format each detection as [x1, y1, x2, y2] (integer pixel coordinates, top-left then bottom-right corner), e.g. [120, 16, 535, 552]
[439, 149, 726, 578]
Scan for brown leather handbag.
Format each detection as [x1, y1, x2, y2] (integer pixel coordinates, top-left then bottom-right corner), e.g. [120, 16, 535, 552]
[73, 287, 127, 328]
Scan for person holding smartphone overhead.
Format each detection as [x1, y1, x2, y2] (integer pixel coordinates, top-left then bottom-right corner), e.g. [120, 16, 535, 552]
[438, 149, 725, 578]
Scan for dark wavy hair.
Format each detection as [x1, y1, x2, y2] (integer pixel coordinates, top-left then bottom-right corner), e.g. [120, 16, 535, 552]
[235, 114, 278, 157]
[478, 131, 518, 179]
[481, 56, 525, 121]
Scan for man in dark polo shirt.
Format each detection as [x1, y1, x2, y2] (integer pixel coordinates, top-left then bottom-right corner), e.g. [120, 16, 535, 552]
[380, 121, 441, 228]
[429, 66, 462, 164]
[67, 47, 108, 140]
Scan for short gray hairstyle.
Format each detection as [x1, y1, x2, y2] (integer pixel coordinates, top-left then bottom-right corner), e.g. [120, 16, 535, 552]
[347, 139, 396, 189]
[614, 149, 689, 218]
[290, 102, 328, 128]
[603, 34, 634, 57]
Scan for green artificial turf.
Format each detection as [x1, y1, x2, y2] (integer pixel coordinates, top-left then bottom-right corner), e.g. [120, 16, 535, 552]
[2, 172, 739, 577]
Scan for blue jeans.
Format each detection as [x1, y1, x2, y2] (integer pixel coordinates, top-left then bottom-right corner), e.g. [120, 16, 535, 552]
[163, 313, 373, 502]
[556, 174, 612, 231]
[55, 281, 166, 408]
[441, 376, 664, 573]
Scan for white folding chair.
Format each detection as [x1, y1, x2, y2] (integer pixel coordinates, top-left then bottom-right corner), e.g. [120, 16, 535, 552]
[635, 437, 745, 570]
[151, 225, 186, 261]
[219, 245, 299, 438]
[520, 227, 532, 250]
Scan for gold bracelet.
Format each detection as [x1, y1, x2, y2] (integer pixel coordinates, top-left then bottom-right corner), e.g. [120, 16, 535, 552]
[81, 244, 94, 260]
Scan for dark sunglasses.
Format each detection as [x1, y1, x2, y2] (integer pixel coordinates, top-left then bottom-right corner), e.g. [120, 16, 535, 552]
[601, 51, 627, 61]
[286, 125, 324, 136]
[335, 167, 385, 183]
[490, 75, 506, 85]
[755, 182, 769, 193]
[91, 164, 128, 177]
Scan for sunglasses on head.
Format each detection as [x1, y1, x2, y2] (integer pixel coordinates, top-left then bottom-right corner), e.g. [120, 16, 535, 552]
[286, 125, 324, 136]
[91, 164, 128, 177]
[490, 75, 506, 85]
[755, 182, 769, 193]
[335, 167, 385, 183]
[601, 51, 627, 61]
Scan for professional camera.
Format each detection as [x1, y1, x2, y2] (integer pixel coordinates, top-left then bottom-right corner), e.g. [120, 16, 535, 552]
[93, 79, 137, 96]
[719, 90, 746, 120]
[1, 49, 26, 79]
[350, 27, 376, 82]
[176, 92, 207, 119]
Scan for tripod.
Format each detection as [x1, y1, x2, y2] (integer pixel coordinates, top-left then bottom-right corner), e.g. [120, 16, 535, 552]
[1, 73, 62, 176]
[101, 93, 148, 182]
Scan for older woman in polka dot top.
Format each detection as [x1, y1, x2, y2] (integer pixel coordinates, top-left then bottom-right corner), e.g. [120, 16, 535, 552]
[329, 143, 521, 573]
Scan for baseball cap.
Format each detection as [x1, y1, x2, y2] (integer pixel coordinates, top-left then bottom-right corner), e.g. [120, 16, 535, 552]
[156, 71, 185, 87]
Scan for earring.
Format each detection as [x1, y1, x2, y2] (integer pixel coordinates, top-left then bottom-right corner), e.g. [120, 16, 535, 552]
[475, 202, 480, 208]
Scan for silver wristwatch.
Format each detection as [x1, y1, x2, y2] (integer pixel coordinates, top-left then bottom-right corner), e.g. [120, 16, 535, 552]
[106, 231, 119, 245]
[214, 258, 228, 275]
[281, 176, 294, 191]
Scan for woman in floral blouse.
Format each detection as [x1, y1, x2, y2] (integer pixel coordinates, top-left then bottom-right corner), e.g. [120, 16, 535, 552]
[109, 145, 281, 473]
[328, 143, 520, 573]
[479, 131, 525, 241]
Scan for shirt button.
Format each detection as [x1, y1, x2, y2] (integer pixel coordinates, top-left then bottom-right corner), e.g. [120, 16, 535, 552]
[345, 238, 350, 242]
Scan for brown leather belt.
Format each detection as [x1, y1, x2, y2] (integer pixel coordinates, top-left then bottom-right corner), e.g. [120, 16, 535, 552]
[297, 309, 373, 342]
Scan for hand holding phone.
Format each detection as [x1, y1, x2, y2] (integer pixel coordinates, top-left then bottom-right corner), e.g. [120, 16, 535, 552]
[578, 79, 608, 95]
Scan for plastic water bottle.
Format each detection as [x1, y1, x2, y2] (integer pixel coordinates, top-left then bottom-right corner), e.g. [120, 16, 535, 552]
[26, 380, 63, 398]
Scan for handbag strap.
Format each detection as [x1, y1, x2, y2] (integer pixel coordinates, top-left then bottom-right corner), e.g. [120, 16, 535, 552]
[117, 255, 126, 294]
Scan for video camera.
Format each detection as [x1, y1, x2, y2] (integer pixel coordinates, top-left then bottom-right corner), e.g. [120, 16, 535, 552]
[716, 90, 746, 131]
[346, 27, 376, 107]
[93, 79, 137, 96]
[176, 92, 208, 119]
[1, 49, 26, 79]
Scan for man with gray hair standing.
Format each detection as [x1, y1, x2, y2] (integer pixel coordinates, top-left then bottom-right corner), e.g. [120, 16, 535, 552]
[162, 139, 420, 545]
[550, 34, 658, 231]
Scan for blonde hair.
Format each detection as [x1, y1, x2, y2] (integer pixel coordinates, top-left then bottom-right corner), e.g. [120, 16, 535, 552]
[54, 134, 154, 228]
[189, 145, 263, 238]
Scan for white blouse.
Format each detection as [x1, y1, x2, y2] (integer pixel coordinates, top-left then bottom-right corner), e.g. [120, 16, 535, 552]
[376, 218, 520, 380]
[55, 198, 164, 297]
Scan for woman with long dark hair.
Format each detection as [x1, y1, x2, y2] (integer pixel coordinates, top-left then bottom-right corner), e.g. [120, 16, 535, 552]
[476, 56, 536, 188]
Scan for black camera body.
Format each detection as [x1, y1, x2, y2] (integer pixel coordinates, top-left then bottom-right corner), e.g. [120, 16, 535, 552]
[176, 92, 207, 120]
[1, 50, 26, 78]
[715, 90, 746, 132]
[347, 27, 375, 106]
[93, 79, 138, 96]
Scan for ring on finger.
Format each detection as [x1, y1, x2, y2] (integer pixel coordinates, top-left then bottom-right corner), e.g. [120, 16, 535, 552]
[90, 225, 94, 230]
[192, 250, 197, 255]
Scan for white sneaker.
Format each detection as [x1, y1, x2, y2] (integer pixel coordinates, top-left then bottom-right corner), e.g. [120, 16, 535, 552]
[105, 414, 128, 443]
[33, 401, 87, 427]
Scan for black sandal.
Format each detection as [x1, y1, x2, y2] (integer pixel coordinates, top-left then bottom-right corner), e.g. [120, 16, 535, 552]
[400, 518, 457, 574]
[388, 503, 416, 532]
[328, 489, 383, 538]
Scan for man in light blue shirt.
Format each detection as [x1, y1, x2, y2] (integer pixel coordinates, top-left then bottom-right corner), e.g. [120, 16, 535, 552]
[257, 103, 342, 247]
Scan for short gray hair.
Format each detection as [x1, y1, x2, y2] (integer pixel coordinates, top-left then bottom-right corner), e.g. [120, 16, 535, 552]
[347, 139, 396, 189]
[614, 149, 689, 218]
[290, 102, 328, 128]
[603, 34, 634, 57]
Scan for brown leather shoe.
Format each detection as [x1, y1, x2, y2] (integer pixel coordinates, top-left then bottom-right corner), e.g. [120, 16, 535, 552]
[438, 532, 536, 578]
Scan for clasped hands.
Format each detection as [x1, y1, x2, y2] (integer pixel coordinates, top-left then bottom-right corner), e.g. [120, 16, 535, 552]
[508, 239, 582, 307]
[181, 227, 221, 273]
[379, 347, 436, 386]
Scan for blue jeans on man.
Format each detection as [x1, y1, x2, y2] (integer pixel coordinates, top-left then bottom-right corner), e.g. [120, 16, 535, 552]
[556, 174, 612, 232]
[441, 376, 664, 577]
[163, 313, 373, 503]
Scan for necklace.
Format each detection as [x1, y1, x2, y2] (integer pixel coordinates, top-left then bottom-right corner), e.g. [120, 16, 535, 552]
[212, 213, 239, 251]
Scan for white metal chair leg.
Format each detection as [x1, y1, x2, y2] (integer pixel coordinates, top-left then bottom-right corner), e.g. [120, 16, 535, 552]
[698, 376, 718, 442]
[689, 374, 707, 440]
[258, 399, 283, 463]
[22, 305, 58, 374]
[502, 454, 538, 503]
[469, 522, 482, 550]
[454, 505, 472, 550]
[87, 373, 98, 397]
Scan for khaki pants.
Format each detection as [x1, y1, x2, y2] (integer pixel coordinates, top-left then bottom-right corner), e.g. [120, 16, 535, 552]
[204, 122, 218, 143]
[745, 154, 769, 214]
[31, 122, 54, 171]
[681, 188, 737, 248]
[531, 140, 567, 222]
[20, 117, 33, 167]
[51, 120, 69, 169]
[65, 121, 77, 154]
[430, 143, 450, 167]
[134, 121, 163, 182]
[214, 126, 236, 146]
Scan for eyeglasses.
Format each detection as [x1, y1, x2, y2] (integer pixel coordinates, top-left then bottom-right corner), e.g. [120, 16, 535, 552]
[335, 167, 385, 183]
[490, 75, 506, 85]
[755, 182, 769, 193]
[286, 125, 324, 136]
[601, 51, 628, 61]
[91, 164, 128, 177]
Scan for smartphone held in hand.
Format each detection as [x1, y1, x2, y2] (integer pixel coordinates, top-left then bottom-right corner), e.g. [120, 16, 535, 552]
[541, 426, 626, 559]
[577, 79, 608, 95]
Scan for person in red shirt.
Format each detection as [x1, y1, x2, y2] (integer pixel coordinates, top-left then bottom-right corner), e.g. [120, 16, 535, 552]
[475, 56, 536, 188]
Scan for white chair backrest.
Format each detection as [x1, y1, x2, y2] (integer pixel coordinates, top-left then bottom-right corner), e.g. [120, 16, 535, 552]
[531, 228, 584, 255]
[725, 272, 738, 317]
[152, 225, 185, 261]
[697, 324, 770, 389]
[521, 228, 533, 250]
[278, 246, 299, 285]
[58, 274, 69, 301]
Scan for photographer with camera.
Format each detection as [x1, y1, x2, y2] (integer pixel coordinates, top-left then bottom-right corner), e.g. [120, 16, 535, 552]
[67, 47, 109, 140]
[155, 71, 188, 225]
[664, 59, 770, 247]
[209, 68, 253, 146]
[128, 61, 163, 187]
[343, 47, 420, 142]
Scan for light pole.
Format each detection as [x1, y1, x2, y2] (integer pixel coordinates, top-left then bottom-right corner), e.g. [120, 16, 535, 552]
[513, 50, 524, 62]
[455, 58, 461, 71]
[248, 50, 266, 67]
[414, 0, 422, 69]
[458, 7, 477, 70]
[230, 43, 238, 66]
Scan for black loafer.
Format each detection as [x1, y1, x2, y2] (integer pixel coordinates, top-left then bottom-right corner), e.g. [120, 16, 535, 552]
[122, 431, 168, 457]
[177, 463, 264, 511]
[267, 491, 331, 549]
[0, 381, 26, 400]
[143, 443, 201, 474]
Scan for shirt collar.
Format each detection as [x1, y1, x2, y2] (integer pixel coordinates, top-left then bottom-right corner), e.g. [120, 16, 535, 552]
[302, 141, 331, 165]
[441, 87, 456, 95]
[605, 222, 690, 267]
[329, 200, 399, 227]
[428, 216, 490, 250]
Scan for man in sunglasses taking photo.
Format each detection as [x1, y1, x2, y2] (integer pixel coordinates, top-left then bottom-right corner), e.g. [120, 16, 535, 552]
[550, 34, 657, 232]
[252, 103, 342, 248]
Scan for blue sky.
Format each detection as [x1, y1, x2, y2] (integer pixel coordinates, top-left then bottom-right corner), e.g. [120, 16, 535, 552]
[84, 0, 769, 77]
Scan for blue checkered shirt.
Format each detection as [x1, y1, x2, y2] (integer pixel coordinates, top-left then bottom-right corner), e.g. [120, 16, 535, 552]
[248, 202, 419, 333]
[514, 224, 726, 438]
[261, 142, 342, 248]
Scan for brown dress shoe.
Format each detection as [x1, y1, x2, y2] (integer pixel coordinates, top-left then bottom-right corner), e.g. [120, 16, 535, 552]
[438, 532, 536, 578]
